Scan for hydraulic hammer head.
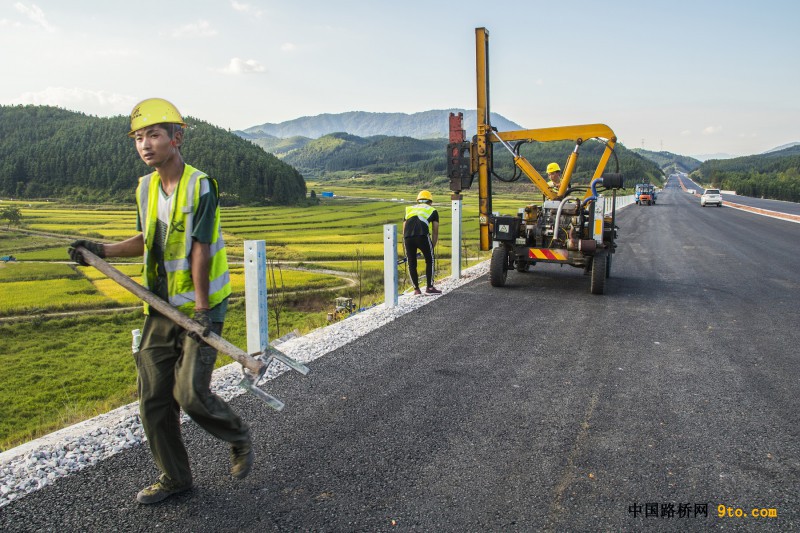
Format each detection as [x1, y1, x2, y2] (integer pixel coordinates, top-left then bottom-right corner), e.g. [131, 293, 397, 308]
[448, 112, 474, 193]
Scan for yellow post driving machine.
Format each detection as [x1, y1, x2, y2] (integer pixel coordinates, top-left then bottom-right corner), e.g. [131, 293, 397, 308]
[448, 27, 624, 294]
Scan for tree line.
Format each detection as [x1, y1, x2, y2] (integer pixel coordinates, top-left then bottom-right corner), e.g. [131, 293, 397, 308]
[276, 132, 662, 185]
[692, 145, 800, 202]
[0, 105, 307, 205]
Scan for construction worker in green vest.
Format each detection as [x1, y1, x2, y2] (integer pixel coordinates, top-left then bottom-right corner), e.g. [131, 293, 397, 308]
[68, 98, 252, 505]
[403, 190, 441, 295]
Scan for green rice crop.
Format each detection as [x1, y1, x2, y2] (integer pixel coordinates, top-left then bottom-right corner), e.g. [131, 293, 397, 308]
[0, 278, 114, 316]
[0, 262, 79, 282]
[0, 301, 327, 451]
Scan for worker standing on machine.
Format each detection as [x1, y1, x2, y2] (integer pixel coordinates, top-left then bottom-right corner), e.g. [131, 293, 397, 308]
[403, 190, 441, 295]
[68, 98, 253, 505]
[546, 162, 562, 190]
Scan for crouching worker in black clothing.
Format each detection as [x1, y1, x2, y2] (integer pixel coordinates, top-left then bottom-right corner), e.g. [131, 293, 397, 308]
[403, 190, 441, 295]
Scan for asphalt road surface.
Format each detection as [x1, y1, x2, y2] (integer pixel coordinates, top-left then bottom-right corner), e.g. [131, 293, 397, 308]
[2, 187, 798, 531]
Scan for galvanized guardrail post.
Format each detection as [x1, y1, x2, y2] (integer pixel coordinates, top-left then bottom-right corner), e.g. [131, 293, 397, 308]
[244, 240, 269, 354]
[384, 224, 398, 307]
[451, 196, 462, 280]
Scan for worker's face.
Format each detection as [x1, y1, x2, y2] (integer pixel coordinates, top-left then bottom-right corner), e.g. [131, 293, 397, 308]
[549, 170, 562, 182]
[133, 125, 182, 168]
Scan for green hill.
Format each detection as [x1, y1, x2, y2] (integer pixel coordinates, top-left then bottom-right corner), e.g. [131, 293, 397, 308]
[0, 105, 307, 205]
[692, 145, 800, 201]
[272, 131, 662, 188]
[632, 148, 701, 174]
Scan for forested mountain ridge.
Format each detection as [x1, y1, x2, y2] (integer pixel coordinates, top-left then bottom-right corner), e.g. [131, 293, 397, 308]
[239, 109, 523, 140]
[269, 130, 663, 187]
[0, 105, 306, 205]
[692, 145, 800, 201]
[632, 148, 701, 174]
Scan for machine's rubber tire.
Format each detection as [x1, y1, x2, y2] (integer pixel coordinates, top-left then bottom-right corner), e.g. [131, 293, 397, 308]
[591, 254, 607, 294]
[490, 247, 508, 287]
[515, 260, 528, 273]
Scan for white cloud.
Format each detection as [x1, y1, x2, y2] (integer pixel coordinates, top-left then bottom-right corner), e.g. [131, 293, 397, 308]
[10, 87, 138, 117]
[218, 58, 266, 75]
[169, 20, 217, 39]
[230, 1, 262, 17]
[14, 2, 54, 32]
[702, 126, 722, 135]
[535, 79, 544, 86]
[280, 42, 297, 52]
[680, 130, 691, 136]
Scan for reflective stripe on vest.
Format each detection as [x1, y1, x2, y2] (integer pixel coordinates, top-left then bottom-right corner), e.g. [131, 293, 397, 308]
[405, 203, 436, 233]
[135, 164, 231, 315]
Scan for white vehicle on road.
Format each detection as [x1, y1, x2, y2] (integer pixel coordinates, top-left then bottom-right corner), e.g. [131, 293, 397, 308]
[701, 189, 723, 207]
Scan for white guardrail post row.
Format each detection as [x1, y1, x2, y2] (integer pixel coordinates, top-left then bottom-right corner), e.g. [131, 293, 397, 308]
[607, 194, 636, 214]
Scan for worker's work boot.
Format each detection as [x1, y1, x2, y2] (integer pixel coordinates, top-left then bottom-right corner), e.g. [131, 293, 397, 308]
[413, 288, 422, 295]
[231, 439, 254, 480]
[136, 480, 192, 504]
[426, 286, 442, 294]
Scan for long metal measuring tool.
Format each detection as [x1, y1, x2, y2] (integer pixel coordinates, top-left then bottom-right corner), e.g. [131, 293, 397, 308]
[76, 247, 309, 411]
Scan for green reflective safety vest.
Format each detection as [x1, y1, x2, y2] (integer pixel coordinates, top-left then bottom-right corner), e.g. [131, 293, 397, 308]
[405, 203, 436, 234]
[136, 164, 231, 317]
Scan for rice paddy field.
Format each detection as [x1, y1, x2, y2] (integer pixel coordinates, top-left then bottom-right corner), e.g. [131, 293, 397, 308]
[0, 183, 520, 449]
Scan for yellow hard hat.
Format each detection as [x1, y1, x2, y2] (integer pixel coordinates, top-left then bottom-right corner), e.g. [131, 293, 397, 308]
[128, 98, 187, 137]
[417, 190, 433, 202]
[546, 162, 561, 174]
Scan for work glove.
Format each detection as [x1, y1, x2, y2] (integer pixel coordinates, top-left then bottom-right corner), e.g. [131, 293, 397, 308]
[189, 309, 212, 342]
[68, 240, 105, 266]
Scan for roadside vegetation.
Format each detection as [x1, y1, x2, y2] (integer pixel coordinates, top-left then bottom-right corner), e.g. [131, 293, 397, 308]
[690, 145, 800, 201]
[0, 184, 498, 450]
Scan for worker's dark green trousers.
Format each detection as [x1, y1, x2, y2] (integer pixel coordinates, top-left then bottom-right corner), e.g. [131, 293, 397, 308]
[135, 311, 250, 489]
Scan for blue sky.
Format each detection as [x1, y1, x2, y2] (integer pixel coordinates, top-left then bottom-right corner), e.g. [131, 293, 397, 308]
[1, 0, 797, 157]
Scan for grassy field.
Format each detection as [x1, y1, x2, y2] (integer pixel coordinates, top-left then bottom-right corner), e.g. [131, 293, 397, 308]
[0, 300, 329, 450]
[0, 182, 524, 450]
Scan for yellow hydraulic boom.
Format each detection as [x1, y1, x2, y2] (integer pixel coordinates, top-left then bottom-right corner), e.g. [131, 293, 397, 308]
[453, 27, 620, 251]
[446, 27, 624, 294]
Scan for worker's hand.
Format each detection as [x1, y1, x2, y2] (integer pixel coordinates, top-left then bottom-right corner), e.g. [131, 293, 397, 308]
[68, 240, 105, 266]
[191, 309, 212, 340]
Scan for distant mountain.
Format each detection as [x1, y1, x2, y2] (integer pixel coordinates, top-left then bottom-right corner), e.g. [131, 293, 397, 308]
[691, 153, 737, 162]
[762, 142, 800, 154]
[632, 148, 701, 174]
[238, 109, 523, 140]
[275, 131, 663, 187]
